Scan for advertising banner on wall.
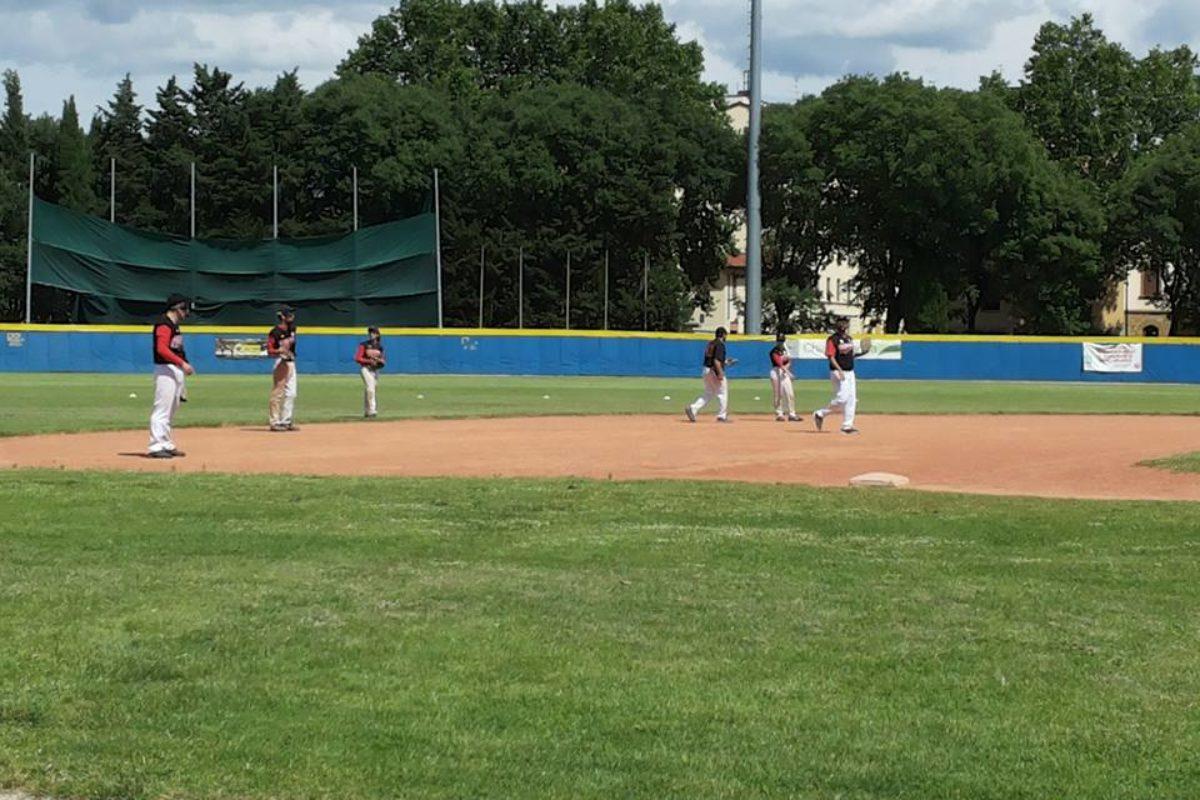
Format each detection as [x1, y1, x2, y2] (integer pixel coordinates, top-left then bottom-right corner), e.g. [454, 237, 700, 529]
[788, 338, 903, 361]
[215, 338, 269, 359]
[1082, 342, 1143, 373]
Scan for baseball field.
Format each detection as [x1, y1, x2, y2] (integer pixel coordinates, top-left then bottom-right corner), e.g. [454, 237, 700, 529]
[2, 373, 1200, 798]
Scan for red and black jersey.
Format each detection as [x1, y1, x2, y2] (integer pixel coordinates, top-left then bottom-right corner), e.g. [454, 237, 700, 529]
[769, 344, 790, 369]
[355, 339, 384, 368]
[826, 332, 855, 372]
[152, 314, 187, 366]
[703, 338, 727, 368]
[267, 324, 296, 358]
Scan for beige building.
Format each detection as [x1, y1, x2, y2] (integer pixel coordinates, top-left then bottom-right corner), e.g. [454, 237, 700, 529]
[1099, 268, 1172, 336]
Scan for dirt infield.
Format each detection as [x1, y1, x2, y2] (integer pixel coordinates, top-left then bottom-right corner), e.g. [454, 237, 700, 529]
[4, 414, 1200, 501]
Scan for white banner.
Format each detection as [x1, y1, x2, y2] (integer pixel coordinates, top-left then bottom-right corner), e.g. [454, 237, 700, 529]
[787, 338, 902, 361]
[1082, 342, 1143, 373]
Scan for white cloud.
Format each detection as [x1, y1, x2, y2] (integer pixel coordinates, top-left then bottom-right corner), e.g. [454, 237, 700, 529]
[5, 0, 1200, 117]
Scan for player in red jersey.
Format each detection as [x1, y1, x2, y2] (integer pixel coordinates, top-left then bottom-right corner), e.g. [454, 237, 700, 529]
[147, 294, 195, 457]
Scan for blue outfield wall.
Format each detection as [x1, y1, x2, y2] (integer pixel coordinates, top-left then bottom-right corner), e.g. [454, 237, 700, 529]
[2, 326, 1200, 383]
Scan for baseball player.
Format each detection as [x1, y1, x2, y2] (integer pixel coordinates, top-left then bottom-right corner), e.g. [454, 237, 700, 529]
[769, 332, 799, 421]
[147, 294, 195, 458]
[685, 326, 736, 423]
[354, 326, 386, 418]
[813, 316, 871, 434]
[267, 305, 298, 431]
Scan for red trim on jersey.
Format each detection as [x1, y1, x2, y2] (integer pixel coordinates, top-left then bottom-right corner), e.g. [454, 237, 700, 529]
[354, 343, 371, 367]
[825, 337, 836, 358]
[154, 324, 186, 367]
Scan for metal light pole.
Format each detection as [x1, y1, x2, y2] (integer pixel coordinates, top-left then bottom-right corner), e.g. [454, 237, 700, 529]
[745, 0, 764, 335]
[109, 157, 115, 223]
[352, 166, 359, 231]
[518, 247, 524, 329]
[272, 164, 279, 239]
[565, 251, 571, 330]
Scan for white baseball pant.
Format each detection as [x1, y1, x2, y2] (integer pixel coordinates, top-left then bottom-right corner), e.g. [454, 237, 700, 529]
[689, 367, 728, 419]
[269, 359, 297, 427]
[361, 366, 378, 416]
[770, 367, 795, 417]
[148, 363, 184, 453]
[816, 371, 857, 430]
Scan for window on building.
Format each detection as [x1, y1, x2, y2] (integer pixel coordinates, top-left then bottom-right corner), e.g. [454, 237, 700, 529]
[1140, 271, 1161, 299]
[1143, 325, 1160, 337]
[825, 277, 832, 301]
[836, 279, 843, 302]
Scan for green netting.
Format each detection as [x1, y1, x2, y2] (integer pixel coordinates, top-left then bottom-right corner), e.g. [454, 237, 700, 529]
[30, 198, 439, 325]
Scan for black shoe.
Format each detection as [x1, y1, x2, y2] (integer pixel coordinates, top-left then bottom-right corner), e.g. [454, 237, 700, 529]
[841, 427, 859, 435]
[148, 450, 174, 459]
[813, 412, 824, 431]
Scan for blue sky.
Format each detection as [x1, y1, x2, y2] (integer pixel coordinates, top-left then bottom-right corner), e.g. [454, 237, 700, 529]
[3, 0, 1198, 118]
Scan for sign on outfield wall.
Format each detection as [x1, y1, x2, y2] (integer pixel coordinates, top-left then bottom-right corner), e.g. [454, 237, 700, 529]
[788, 339, 902, 361]
[215, 338, 269, 359]
[1082, 342, 1143, 373]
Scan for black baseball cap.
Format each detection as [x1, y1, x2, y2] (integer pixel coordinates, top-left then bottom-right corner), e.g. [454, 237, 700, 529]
[367, 325, 380, 334]
[277, 305, 295, 316]
[715, 326, 728, 338]
[166, 293, 191, 311]
[775, 332, 787, 342]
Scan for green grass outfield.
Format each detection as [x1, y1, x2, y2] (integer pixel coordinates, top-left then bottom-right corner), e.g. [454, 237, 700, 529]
[1143, 452, 1200, 473]
[1, 372, 1198, 436]
[2, 472, 1199, 799]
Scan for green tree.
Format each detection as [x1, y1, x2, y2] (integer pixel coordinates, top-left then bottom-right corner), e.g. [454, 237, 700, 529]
[247, 70, 310, 236]
[341, 0, 737, 328]
[144, 76, 196, 235]
[51, 96, 96, 214]
[92, 75, 155, 227]
[1016, 15, 1200, 190]
[1017, 15, 1139, 186]
[761, 276, 833, 334]
[759, 100, 828, 290]
[0, 69, 28, 319]
[188, 65, 265, 238]
[1108, 124, 1200, 334]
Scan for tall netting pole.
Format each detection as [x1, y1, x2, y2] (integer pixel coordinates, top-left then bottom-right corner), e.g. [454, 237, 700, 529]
[745, 0, 764, 335]
[272, 165, 279, 239]
[603, 249, 609, 331]
[109, 157, 115, 223]
[352, 166, 359, 232]
[190, 162, 196, 239]
[643, 252, 649, 331]
[24, 152, 33, 323]
[434, 168, 444, 328]
[478, 245, 485, 329]
[518, 246, 524, 329]
[565, 251, 571, 330]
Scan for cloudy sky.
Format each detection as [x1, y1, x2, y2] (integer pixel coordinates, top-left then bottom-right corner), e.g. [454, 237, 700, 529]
[4, 0, 1199, 118]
